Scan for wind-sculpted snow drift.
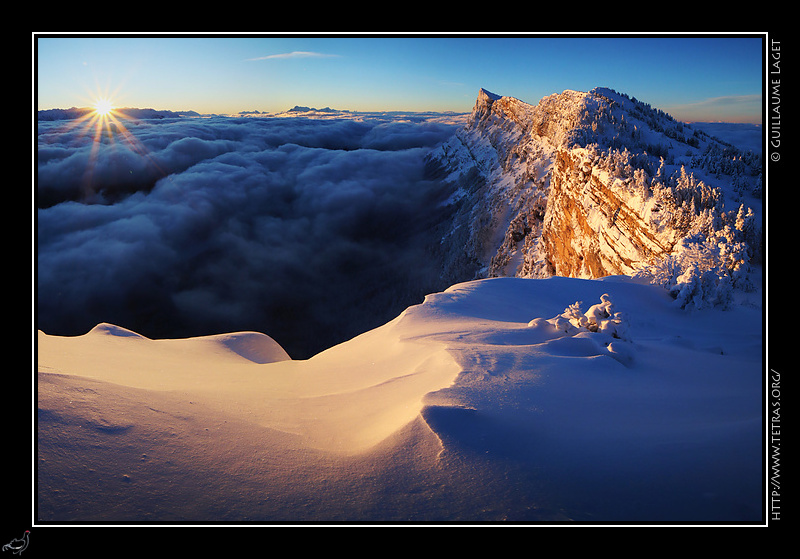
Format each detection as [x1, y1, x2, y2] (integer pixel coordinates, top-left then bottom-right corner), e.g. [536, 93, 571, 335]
[36, 88, 763, 523]
[37, 275, 762, 522]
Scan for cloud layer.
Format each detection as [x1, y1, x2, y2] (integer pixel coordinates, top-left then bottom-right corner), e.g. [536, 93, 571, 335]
[37, 113, 464, 358]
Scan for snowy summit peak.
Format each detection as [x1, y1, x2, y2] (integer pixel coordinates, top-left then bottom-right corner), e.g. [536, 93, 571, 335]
[474, 88, 503, 114]
[479, 88, 502, 101]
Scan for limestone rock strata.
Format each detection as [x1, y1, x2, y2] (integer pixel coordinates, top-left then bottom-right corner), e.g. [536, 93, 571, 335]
[541, 149, 677, 278]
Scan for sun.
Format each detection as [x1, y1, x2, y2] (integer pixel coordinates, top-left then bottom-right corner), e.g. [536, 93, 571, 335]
[92, 97, 115, 117]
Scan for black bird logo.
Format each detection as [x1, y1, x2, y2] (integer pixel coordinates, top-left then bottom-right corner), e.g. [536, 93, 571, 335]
[2, 531, 29, 555]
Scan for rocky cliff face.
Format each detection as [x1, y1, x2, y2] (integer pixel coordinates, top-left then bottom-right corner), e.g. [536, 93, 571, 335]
[541, 147, 686, 278]
[428, 87, 762, 308]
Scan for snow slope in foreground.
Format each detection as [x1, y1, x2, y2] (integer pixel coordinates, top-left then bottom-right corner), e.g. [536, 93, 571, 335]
[36, 275, 763, 522]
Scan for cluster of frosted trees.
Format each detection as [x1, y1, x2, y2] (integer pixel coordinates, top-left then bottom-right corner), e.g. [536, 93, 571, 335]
[583, 144, 760, 309]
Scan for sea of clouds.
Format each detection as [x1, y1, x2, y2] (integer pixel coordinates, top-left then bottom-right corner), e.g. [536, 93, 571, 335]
[36, 111, 468, 358]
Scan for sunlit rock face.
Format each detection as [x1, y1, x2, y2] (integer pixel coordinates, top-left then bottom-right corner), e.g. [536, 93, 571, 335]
[540, 148, 676, 279]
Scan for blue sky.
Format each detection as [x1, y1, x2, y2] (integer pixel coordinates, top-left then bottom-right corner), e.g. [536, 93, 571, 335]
[35, 34, 765, 123]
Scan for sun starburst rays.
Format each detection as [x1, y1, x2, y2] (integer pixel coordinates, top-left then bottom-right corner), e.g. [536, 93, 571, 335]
[43, 90, 163, 202]
[92, 97, 115, 118]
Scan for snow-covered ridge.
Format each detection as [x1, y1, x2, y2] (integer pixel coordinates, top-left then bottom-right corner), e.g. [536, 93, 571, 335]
[427, 87, 763, 309]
